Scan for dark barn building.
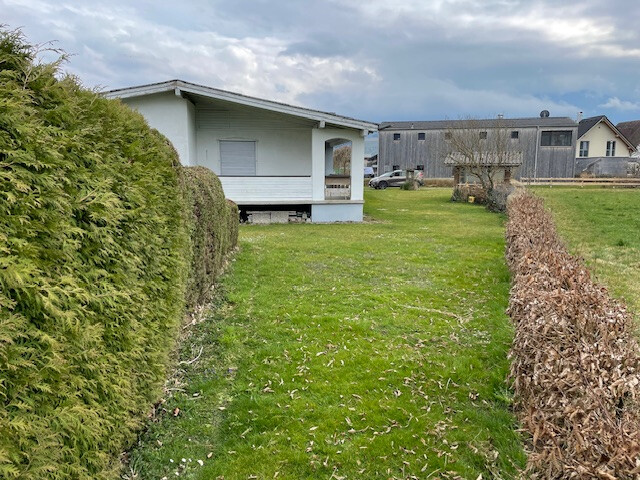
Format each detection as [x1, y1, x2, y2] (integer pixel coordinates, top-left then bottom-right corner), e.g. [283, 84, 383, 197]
[378, 115, 578, 180]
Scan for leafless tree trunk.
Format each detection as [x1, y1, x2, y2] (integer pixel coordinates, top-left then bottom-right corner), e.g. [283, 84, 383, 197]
[333, 144, 351, 175]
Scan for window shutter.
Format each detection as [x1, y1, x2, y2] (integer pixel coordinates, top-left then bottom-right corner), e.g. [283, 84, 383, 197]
[220, 141, 256, 176]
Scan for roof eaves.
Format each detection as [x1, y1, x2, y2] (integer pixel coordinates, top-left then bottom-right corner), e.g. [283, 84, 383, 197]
[104, 79, 378, 132]
[380, 117, 577, 130]
[103, 80, 178, 99]
[601, 117, 636, 150]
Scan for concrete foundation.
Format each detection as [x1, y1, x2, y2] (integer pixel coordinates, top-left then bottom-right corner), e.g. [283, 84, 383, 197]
[311, 203, 363, 223]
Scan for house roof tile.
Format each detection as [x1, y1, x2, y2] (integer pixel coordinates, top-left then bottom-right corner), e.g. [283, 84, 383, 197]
[578, 115, 606, 138]
[616, 120, 640, 148]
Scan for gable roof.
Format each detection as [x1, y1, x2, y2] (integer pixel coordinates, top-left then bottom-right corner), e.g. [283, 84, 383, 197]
[578, 115, 636, 151]
[104, 79, 377, 133]
[379, 117, 576, 131]
[578, 115, 605, 138]
[616, 120, 640, 148]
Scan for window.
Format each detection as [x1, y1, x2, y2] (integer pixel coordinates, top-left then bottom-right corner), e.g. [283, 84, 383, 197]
[579, 141, 589, 157]
[479, 131, 487, 139]
[511, 130, 519, 139]
[445, 132, 452, 140]
[220, 140, 256, 176]
[606, 140, 616, 156]
[393, 133, 401, 141]
[418, 132, 425, 140]
[416, 164, 424, 170]
[392, 165, 400, 171]
[541, 130, 572, 146]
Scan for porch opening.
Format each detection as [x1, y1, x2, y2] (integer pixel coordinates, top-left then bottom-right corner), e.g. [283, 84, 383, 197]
[325, 138, 352, 200]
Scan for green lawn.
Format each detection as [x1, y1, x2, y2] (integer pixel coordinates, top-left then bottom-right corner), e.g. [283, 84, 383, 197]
[125, 188, 525, 479]
[534, 187, 640, 316]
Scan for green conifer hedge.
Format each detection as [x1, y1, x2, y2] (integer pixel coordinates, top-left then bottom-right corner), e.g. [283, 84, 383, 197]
[183, 167, 239, 308]
[0, 29, 193, 478]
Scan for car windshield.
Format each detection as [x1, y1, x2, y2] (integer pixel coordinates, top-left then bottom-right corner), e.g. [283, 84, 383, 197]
[379, 172, 393, 178]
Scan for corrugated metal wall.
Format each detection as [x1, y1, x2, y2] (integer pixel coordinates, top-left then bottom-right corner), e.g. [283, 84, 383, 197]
[379, 126, 577, 179]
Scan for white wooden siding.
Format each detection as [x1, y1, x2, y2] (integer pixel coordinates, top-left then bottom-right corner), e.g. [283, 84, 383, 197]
[196, 106, 315, 130]
[196, 104, 313, 177]
[220, 176, 312, 203]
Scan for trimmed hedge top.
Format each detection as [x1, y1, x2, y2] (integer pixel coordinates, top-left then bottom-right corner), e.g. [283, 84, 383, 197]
[183, 166, 238, 308]
[0, 29, 190, 478]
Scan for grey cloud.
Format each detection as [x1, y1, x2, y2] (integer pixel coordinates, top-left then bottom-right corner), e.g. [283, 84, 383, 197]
[2, 0, 639, 122]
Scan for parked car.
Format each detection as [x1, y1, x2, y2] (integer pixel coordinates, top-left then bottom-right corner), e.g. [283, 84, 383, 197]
[369, 170, 424, 189]
[364, 166, 375, 178]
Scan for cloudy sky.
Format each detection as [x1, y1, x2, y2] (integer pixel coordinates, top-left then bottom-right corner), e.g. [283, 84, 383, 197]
[3, 0, 640, 123]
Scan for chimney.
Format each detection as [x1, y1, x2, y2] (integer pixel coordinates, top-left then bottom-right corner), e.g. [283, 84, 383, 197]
[577, 111, 583, 122]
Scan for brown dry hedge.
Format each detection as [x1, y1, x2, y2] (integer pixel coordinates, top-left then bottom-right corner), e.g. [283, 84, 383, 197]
[505, 190, 640, 479]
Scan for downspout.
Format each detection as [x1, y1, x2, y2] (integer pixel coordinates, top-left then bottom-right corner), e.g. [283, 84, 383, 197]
[533, 126, 540, 182]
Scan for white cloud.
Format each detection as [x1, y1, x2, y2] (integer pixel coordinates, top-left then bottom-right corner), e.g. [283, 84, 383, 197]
[599, 97, 640, 111]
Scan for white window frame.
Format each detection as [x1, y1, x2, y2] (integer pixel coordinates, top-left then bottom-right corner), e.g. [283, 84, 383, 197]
[579, 140, 589, 157]
[606, 140, 616, 157]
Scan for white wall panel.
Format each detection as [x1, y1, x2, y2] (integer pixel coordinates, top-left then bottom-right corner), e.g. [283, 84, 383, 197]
[220, 177, 312, 203]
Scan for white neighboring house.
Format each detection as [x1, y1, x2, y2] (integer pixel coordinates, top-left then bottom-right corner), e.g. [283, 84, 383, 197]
[576, 115, 636, 176]
[105, 80, 377, 222]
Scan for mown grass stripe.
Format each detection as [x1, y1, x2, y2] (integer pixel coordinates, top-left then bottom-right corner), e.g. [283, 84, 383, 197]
[128, 188, 526, 479]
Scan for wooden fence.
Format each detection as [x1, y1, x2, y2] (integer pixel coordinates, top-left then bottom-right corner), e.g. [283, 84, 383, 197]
[521, 177, 640, 187]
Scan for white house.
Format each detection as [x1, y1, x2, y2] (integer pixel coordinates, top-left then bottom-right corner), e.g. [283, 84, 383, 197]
[576, 115, 636, 176]
[105, 80, 377, 222]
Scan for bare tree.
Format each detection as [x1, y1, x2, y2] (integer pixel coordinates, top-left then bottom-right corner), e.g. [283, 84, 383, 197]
[441, 118, 522, 193]
[333, 144, 351, 175]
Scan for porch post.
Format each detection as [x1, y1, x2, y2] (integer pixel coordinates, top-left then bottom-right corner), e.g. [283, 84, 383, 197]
[350, 134, 365, 201]
[311, 129, 325, 201]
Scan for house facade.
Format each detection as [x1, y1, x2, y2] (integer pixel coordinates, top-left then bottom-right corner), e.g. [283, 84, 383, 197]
[576, 116, 636, 176]
[105, 80, 377, 223]
[378, 115, 578, 180]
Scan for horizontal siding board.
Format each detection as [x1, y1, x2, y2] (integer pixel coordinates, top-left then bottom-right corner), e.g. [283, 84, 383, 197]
[196, 104, 316, 130]
[220, 176, 312, 203]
